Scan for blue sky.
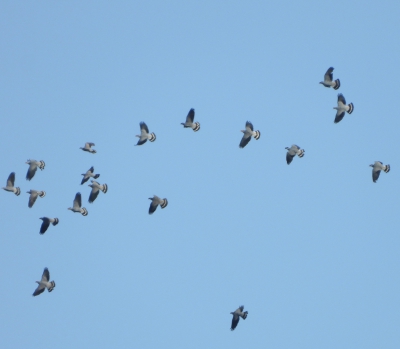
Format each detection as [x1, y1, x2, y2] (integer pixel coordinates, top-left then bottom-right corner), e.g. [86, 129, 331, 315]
[1, 1, 399, 348]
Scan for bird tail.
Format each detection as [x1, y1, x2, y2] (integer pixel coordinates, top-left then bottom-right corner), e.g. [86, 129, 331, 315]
[192, 122, 200, 132]
[81, 208, 88, 216]
[91, 149, 97, 154]
[149, 133, 156, 142]
[297, 149, 305, 158]
[94, 174, 100, 179]
[39, 191, 46, 198]
[39, 161, 45, 170]
[52, 218, 59, 226]
[333, 79, 340, 90]
[48, 281, 56, 292]
[347, 103, 354, 114]
[14, 187, 21, 196]
[254, 130, 261, 140]
[101, 184, 108, 193]
[161, 199, 168, 209]
[241, 311, 248, 319]
[384, 164, 390, 173]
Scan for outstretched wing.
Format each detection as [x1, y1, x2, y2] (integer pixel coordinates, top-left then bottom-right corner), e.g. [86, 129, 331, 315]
[324, 67, 334, 82]
[88, 187, 100, 203]
[239, 134, 251, 148]
[28, 192, 38, 208]
[186, 108, 195, 123]
[40, 218, 51, 234]
[32, 284, 46, 296]
[140, 122, 149, 134]
[74, 192, 82, 208]
[231, 314, 239, 331]
[334, 111, 345, 124]
[42, 268, 50, 282]
[7, 172, 15, 186]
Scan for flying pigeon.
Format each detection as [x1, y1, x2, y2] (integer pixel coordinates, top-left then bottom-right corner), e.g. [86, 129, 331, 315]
[39, 217, 59, 234]
[239, 121, 260, 148]
[148, 195, 168, 214]
[135, 122, 156, 145]
[230, 306, 248, 331]
[26, 159, 45, 181]
[333, 94, 354, 123]
[32, 268, 56, 296]
[88, 180, 108, 203]
[181, 108, 200, 132]
[68, 192, 88, 216]
[370, 161, 390, 183]
[320, 67, 340, 90]
[81, 166, 100, 185]
[27, 190, 46, 208]
[2, 172, 20, 196]
[80, 142, 96, 154]
[285, 145, 305, 165]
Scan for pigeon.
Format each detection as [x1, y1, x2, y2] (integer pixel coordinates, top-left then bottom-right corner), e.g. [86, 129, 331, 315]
[135, 122, 156, 145]
[181, 108, 200, 131]
[230, 306, 248, 331]
[39, 217, 59, 234]
[333, 94, 354, 123]
[370, 161, 390, 183]
[26, 159, 45, 181]
[320, 67, 340, 90]
[239, 121, 260, 148]
[285, 145, 305, 165]
[80, 142, 96, 154]
[81, 166, 100, 185]
[27, 190, 46, 208]
[2, 172, 20, 196]
[148, 195, 168, 214]
[68, 192, 88, 216]
[88, 180, 108, 203]
[32, 268, 56, 296]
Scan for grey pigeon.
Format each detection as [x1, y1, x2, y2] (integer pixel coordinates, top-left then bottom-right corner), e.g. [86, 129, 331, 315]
[26, 159, 45, 181]
[230, 306, 248, 331]
[370, 161, 390, 183]
[68, 192, 88, 216]
[148, 195, 168, 214]
[320, 67, 340, 90]
[88, 180, 108, 203]
[81, 166, 100, 185]
[2, 172, 20, 196]
[181, 108, 200, 132]
[135, 122, 156, 145]
[39, 217, 59, 235]
[32, 268, 55, 296]
[239, 121, 260, 148]
[285, 145, 305, 165]
[80, 142, 96, 154]
[27, 190, 46, 208]
[333, 93, 354, 123]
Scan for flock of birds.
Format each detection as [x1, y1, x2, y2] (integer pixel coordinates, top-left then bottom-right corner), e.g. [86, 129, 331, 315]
[2, 67, 392, 331]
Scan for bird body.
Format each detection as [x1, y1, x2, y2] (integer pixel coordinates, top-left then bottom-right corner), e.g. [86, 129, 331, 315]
[136, 122, 156, 145]
[320, 67, 340, 89]
[333, 93, 354, 123]
[25, 159, 45, 180]
[181, 108, 200, 131]
[148, 195, 168, 214]
[80, 142, 96, 153]
[39, 217, 59, 234]
[68, 192, 88, 216]
[88, 180, 108, 203]
[32, 268, 55, 296]
[2, 172, 20, 196]
[27, 189, 46, 208]
[81, 166, 100, 185]
[239, 121, 260, 148]
[230, 306, 248, 331]
[370, 161, 390, 183]
[285, 145, 305, 165]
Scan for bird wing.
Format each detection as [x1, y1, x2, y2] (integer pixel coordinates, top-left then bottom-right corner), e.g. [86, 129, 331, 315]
[239, 134, 251, 148]
[26, 164, 37, 180]
[74, 192, 82, 208]
[88, 187, 100, 203]
[81, 176, 89, 185]
[136, 137, 148, 146]
[231, 314, 240, 330]
[324, 67, 334, 82]
[7, 172, 15, 186]
[42, 268, 50, 282]
[334, 111, 345, 123]
[140, 122, 149, 134]
[88, 166, 94, 174]
[245, 121, 254, 131]
[33, 284, 46, 296]
[286, 152, 295, 164]
[186, 108, 195, 123]
[337, 93, 346, 105]
[86, 142, 95, 147]
[149, 200, 158, 214]
[28, 191, 38, 208]
[372, 169, 381, 182]
[40, 218, 51, 234]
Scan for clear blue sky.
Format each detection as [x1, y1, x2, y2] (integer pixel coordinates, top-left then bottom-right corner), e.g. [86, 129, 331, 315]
[1, 1, 399, 348]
